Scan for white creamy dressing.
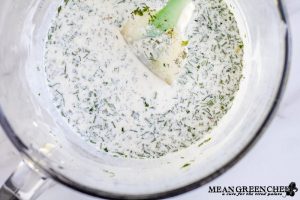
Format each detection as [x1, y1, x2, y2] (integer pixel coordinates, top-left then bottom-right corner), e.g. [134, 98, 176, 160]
[44, 0, 244, 158]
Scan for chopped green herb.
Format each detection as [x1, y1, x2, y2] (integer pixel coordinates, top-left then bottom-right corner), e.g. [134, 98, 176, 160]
[144, 101, 149, 108]
[207, 100, 214, 106]
[181, 163, 191, 168]
[90, 140, 96, 144]
[57, 6, 62, 15]
[132, 6, 150, 16]
[181, 40, 189, 46]
[166, 28, 174, 37]
[198, 137, 211, 147]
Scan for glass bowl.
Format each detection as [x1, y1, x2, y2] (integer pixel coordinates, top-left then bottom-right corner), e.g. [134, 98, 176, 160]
[0, 0, 290, 199]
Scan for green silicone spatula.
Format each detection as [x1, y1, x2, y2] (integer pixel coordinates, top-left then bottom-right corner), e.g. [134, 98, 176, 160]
[152, 0, 193, 33]
[121, 0, 195, 84]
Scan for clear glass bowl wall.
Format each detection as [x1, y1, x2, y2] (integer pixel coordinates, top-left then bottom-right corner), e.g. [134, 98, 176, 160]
[0, 0, 288, 199]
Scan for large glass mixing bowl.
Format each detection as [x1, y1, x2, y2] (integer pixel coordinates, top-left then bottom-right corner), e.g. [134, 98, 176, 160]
[0, 0, 290, 199]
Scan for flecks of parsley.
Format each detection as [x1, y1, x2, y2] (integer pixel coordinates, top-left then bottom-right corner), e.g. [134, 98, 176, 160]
[181, 40, 189, 46]
[132, 6, 150, 16]
[198, 138, 212, 147]
[57, 6, 62, 15]
[181, 163, 191, 168]
[144, 100, 149, 108]
[90, 140, 96, 144]
[166, 28, 174, 37]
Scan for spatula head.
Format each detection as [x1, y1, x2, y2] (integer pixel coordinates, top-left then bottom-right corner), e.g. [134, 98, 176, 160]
[120, 1, 195, 84]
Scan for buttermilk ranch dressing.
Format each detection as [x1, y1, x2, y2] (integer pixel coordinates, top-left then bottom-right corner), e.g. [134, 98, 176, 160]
[44, 0, 244, 158]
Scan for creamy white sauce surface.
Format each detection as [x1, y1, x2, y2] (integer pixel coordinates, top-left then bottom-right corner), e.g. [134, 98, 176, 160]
[44, 0, 243, 158]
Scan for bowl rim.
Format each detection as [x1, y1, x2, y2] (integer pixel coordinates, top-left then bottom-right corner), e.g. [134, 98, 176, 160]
[0, 0, 291, 199]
